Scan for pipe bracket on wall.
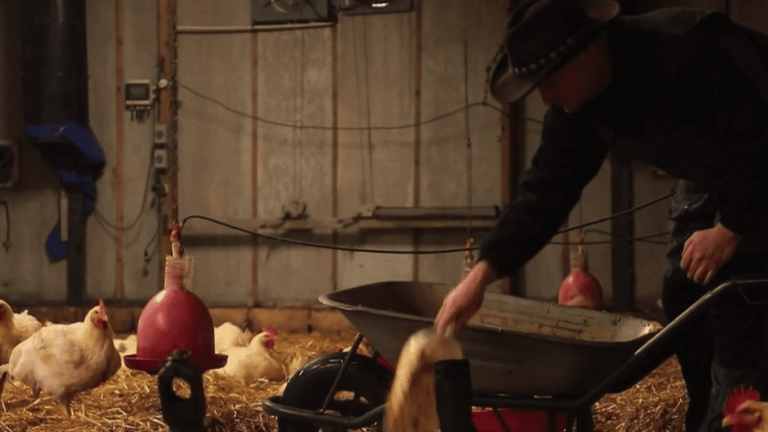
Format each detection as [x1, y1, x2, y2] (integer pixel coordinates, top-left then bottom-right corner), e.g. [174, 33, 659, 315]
[253, 0, 334, 24]
[339, 0, 413, 15]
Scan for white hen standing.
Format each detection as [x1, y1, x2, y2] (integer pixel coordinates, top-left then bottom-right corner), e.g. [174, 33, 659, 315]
[0, 300, 122, 416]
[0, 300, 42, 364]
[219, 325, 285, 384]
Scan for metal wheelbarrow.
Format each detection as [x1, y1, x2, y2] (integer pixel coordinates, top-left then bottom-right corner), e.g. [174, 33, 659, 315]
[263, 275, 768, 432]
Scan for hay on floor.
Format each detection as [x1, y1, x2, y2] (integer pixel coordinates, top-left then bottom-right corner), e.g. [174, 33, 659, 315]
[0, 330, 687, 432]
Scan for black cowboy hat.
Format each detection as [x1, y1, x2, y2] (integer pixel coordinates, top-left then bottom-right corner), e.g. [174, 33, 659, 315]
[489, 0, 620, 104]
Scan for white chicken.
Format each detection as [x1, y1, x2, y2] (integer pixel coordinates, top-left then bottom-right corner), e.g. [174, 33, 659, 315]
[0, 300, 42, 364]
[384, 328, 463, 432]
[214, 321, 253, 353]
[0, 300, 122, 416]
[218, 325, 285, 384]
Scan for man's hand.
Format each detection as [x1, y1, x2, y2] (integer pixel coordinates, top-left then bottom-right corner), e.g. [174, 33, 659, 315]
[681, 223, 743, 285]
[434, 260, 498, 336]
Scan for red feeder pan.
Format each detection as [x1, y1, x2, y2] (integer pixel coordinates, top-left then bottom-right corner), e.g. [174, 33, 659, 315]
[125, 225, 227, 374]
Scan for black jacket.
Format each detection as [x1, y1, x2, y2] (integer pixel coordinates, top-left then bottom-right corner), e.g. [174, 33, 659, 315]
[480, 9, 768, 278]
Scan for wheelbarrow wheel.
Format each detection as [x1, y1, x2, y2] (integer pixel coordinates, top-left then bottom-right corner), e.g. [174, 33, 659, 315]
[278, 352, 394, 432]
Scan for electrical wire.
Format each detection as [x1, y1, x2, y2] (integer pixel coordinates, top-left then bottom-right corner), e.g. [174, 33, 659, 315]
[462, 0, 473, 239]
[554, 189, 676, 235]
[173, 65, 677, 255]
[180, 189, 675, 254]
[92, 126, 157, 233]
[549, 231, 669, 246]
[177, 80, 505, 131]
[181, 214, 471, 254]
[142, 203, 163, 263]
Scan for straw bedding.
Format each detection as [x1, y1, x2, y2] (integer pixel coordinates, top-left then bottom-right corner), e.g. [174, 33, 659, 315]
[0, 330, 687, 432]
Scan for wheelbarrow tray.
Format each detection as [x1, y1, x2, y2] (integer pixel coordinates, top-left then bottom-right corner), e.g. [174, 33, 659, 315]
[319, 281, 661, 397]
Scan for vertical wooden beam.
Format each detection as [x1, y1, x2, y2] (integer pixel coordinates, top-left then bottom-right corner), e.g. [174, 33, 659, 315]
[499, 101, 522, 295]
[157, 0, 176, 288]
[114, 0, 125, 300]
[331, 25, 339, 292]
[251, 31, 260, 305]
[611, 148, 634, 311]
[411, 0, 423, 282]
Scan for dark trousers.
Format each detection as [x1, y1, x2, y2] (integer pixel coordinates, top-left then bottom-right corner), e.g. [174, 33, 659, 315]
[662, 180, 768, 432]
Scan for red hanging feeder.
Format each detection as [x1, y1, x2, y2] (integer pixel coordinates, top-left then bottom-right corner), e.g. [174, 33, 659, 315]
[557, 233, 603, 310]
[124, 222, 227, 374]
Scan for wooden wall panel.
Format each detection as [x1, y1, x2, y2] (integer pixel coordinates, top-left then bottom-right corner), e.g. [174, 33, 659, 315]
[256, 27, 335, 305]
[85, 0, 120, 302]
[120, 0, 163, 301]
[176, 0, 254, 306]
[418, 0, 508, 286]
[335, 11, 418, 291]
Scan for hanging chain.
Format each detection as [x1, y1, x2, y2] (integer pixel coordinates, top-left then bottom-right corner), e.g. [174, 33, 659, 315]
[292, 32, 306, 201]
[363, 18, 375, 204]
[463, 2, 473, 242]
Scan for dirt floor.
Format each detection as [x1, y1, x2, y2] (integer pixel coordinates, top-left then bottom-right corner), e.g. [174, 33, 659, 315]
[0, 330, 687, 432]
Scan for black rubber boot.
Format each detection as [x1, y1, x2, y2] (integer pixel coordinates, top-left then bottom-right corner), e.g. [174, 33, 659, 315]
[434, 359, 478, 432]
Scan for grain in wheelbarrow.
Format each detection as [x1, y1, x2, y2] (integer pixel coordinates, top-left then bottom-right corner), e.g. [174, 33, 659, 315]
[0, 330, 686, 432]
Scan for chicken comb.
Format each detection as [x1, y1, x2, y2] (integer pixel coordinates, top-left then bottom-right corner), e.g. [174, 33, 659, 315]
[724, 386, 761, 416]
[262, 325, 277, 336]
[99, 299, 106, 314]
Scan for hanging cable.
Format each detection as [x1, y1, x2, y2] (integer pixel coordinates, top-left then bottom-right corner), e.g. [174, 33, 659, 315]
[181, 214, 471, 254]
[352, 18, 371, 205]
[462, 0, 473, 243]
[555, 189, 675, 235]
[292, 31, 305, 201]
[180, 189, 675, 254]
[93, 116, 158, 233]
[177, 80, 504, 131]
[362, 18, 376, 203]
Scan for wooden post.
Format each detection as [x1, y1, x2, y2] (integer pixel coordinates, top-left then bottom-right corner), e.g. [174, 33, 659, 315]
[157, 0, 177, 289]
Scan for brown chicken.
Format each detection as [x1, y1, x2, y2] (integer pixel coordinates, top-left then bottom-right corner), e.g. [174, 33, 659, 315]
[0, 300, 42, 364]
[723, 387, 768, 432]
[218, 325, 285, 384]
[0, 300, 122, 416]
[384, 328, 463, 432]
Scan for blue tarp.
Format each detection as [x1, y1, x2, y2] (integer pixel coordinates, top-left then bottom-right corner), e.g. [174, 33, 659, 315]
[25, 121, 105, 261]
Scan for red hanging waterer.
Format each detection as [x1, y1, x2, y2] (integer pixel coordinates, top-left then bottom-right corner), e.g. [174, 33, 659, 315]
[557, 234, 603, 310]
[124, 222, 227, 374]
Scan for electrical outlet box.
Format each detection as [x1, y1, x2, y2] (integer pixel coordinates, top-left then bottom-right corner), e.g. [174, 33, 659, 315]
[252, 0, 332, 24]
[0, 140, 19, 188]
[154, 124, 169, 145]
[153, 147, 169, 172]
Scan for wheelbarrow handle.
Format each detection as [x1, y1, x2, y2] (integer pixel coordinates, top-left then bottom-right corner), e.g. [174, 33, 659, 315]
[733, 274, 768, 305]
[582, 274, 768, 404]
